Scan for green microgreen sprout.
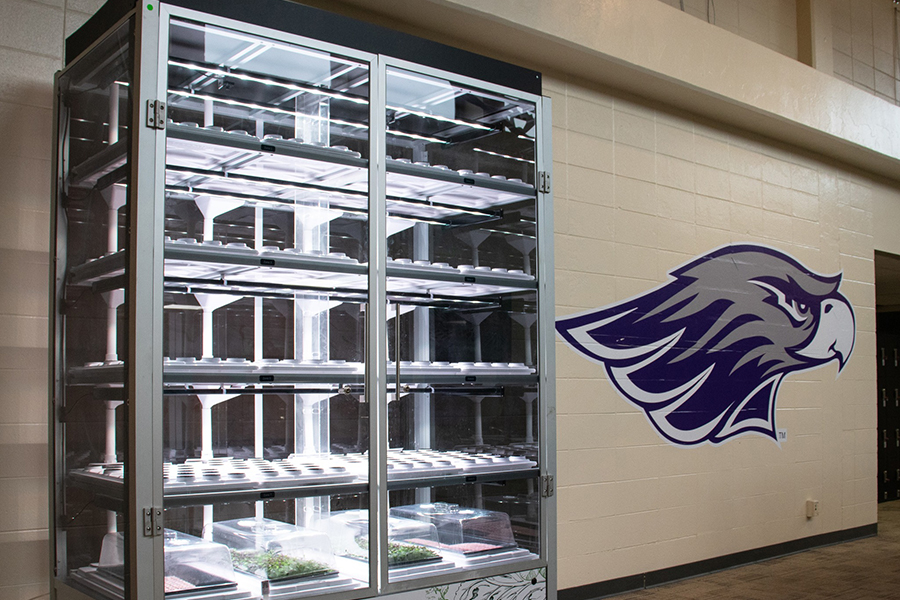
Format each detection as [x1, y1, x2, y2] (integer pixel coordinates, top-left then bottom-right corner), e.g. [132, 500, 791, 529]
[230, 549, 332, 580]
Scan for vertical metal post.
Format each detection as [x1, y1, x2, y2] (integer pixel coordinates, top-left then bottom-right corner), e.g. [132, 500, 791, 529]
[368, 55, 388, 593]
[49, 71, 64, 599]
[536, 95, 557, 600]
[413, 223, 432, 475]
[130, 3, 167, 598]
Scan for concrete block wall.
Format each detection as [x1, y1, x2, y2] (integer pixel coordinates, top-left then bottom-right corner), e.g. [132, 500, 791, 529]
[0, 1, 103, 598]
[657, 0, 900, 106]
[547, 74, 879, 588]
[656, 0, 799, 59]
[831, 0, 900, 104]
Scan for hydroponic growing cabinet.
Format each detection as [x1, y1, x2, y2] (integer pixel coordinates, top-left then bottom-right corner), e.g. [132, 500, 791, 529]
[51, 2, 554, 599]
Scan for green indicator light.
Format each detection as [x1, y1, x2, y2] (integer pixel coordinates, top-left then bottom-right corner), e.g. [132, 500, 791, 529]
[147, 3, 153, 10]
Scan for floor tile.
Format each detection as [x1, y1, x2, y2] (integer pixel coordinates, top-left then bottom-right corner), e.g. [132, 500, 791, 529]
[610, 502, 900, 599]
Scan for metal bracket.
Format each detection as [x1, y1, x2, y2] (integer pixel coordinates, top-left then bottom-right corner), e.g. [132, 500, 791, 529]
[143, 507, 163, 536]
[538, 171, 551, 194]
[541, 474, 554, 497]
[146, 99, 166, 130]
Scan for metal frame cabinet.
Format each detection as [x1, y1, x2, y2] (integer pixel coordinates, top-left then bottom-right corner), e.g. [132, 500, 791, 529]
[51, 2, 554, 600]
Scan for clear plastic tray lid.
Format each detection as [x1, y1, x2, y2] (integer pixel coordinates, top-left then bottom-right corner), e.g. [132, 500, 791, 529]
[164, 530, 240, 594]
[95, 530, 241, 595]
[389, 503, 517, 555]
[312, 510, 444, 567]
[207, 517, 337, 581]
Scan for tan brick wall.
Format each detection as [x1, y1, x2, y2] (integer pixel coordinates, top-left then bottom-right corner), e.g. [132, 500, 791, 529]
[549, 74, 878, 587]
[657, 0, 799, 59]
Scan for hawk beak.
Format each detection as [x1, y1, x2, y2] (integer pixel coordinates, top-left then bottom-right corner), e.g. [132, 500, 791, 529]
[797, 297, 855, 370]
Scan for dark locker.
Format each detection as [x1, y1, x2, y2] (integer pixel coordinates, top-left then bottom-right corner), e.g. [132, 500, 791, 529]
[875, 316, 900, 503]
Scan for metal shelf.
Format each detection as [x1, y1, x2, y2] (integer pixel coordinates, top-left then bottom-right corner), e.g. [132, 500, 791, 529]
[69, 363, 537, 387]
[67, 467, 539, 509]
[168, 122, 368, 169]
[68, 139, 128, 189]
[386, 159, 535, 198]
[66, 243, 537, 297]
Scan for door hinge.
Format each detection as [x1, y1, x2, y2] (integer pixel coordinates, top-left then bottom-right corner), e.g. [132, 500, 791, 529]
[146, 99, 166, 130]
[541, 474, 554, 497]
[538, 171, 551, 194]
[143, 507, 163, 536]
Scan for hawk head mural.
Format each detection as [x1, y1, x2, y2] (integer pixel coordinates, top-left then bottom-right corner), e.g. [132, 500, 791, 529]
[556, 244, 856, 446]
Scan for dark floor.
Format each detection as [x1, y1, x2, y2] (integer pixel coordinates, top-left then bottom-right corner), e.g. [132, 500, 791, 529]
[611, 502, 900, 599]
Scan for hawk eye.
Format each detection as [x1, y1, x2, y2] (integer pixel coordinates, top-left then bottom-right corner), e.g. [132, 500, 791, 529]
[785, 298, 811, 322]
[750, 279, 810, 324]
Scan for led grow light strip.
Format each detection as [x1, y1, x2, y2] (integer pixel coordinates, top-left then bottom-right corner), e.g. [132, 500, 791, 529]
[319, 64, 357, 84]
[166, 166, 368, 202]
[173, 19, 365, 68]
[164, 186, 368, 217]
[386, 129, 446, 144]
[169, 60, 369, 105]
[168, 165, 358, 190]
[387, 105, 491, 131]
[167, 89, 367, 130]
[166, 166, 501, 221]
[473, 147, 535, 164]
[165, 185, 489, 226]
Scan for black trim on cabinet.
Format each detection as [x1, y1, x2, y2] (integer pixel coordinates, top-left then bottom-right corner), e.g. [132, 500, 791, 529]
[65, 0, 135, 65]
[558, 523, 878, 600]
[66, 0, 542, 95]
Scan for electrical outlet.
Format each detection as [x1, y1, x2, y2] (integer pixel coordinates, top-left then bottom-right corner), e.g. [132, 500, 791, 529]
[806, 500, 819, 518]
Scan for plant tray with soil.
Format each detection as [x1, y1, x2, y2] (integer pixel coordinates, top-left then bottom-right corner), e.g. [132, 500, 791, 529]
[163, 564, 237, 597]
[230, 549, 336, 582]
[406, 538, 514, 556]
[348, 538, 442, 567]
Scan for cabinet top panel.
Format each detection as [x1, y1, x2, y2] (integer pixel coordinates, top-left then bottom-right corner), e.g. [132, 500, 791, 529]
[66, 0, 542, 96]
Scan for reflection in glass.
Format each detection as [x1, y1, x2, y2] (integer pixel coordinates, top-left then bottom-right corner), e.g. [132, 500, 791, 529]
[55, 17, 133, 599]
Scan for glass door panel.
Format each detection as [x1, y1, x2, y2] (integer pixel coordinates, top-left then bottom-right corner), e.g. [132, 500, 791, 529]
[386, 481, 540, 580]
[163, 491, 368, 598]
[55, 17, 134, 599]
[384, 66, 540, 583]
[161, 16, 372, 594]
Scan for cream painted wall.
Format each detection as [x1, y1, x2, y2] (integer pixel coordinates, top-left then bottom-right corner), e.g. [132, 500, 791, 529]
[0, 2, 105, 598]
[657, 0, 799, 59]
[548, 74, 878, 587]
[831, 0, 900, 105]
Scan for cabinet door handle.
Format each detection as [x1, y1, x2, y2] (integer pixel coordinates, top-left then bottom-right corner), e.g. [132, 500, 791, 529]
[884, 430, 889, 449]
[894, 347, 898, 367]
[884, 389, 889, 408]
[394, 302, 401, 399]
[362, 302, 368, 404]
[881, 347, 886, 366]
[885, 470, 890, 483]
[896, 429, 899, 447]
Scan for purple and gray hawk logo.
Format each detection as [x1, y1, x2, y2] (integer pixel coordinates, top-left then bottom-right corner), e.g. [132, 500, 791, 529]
[556, 244, 856, 446]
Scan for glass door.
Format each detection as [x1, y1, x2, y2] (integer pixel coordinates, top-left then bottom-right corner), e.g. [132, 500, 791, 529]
[159, 14, 374, 599]
[382, 64, 542, 585]
[54, 16, 135, 599]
